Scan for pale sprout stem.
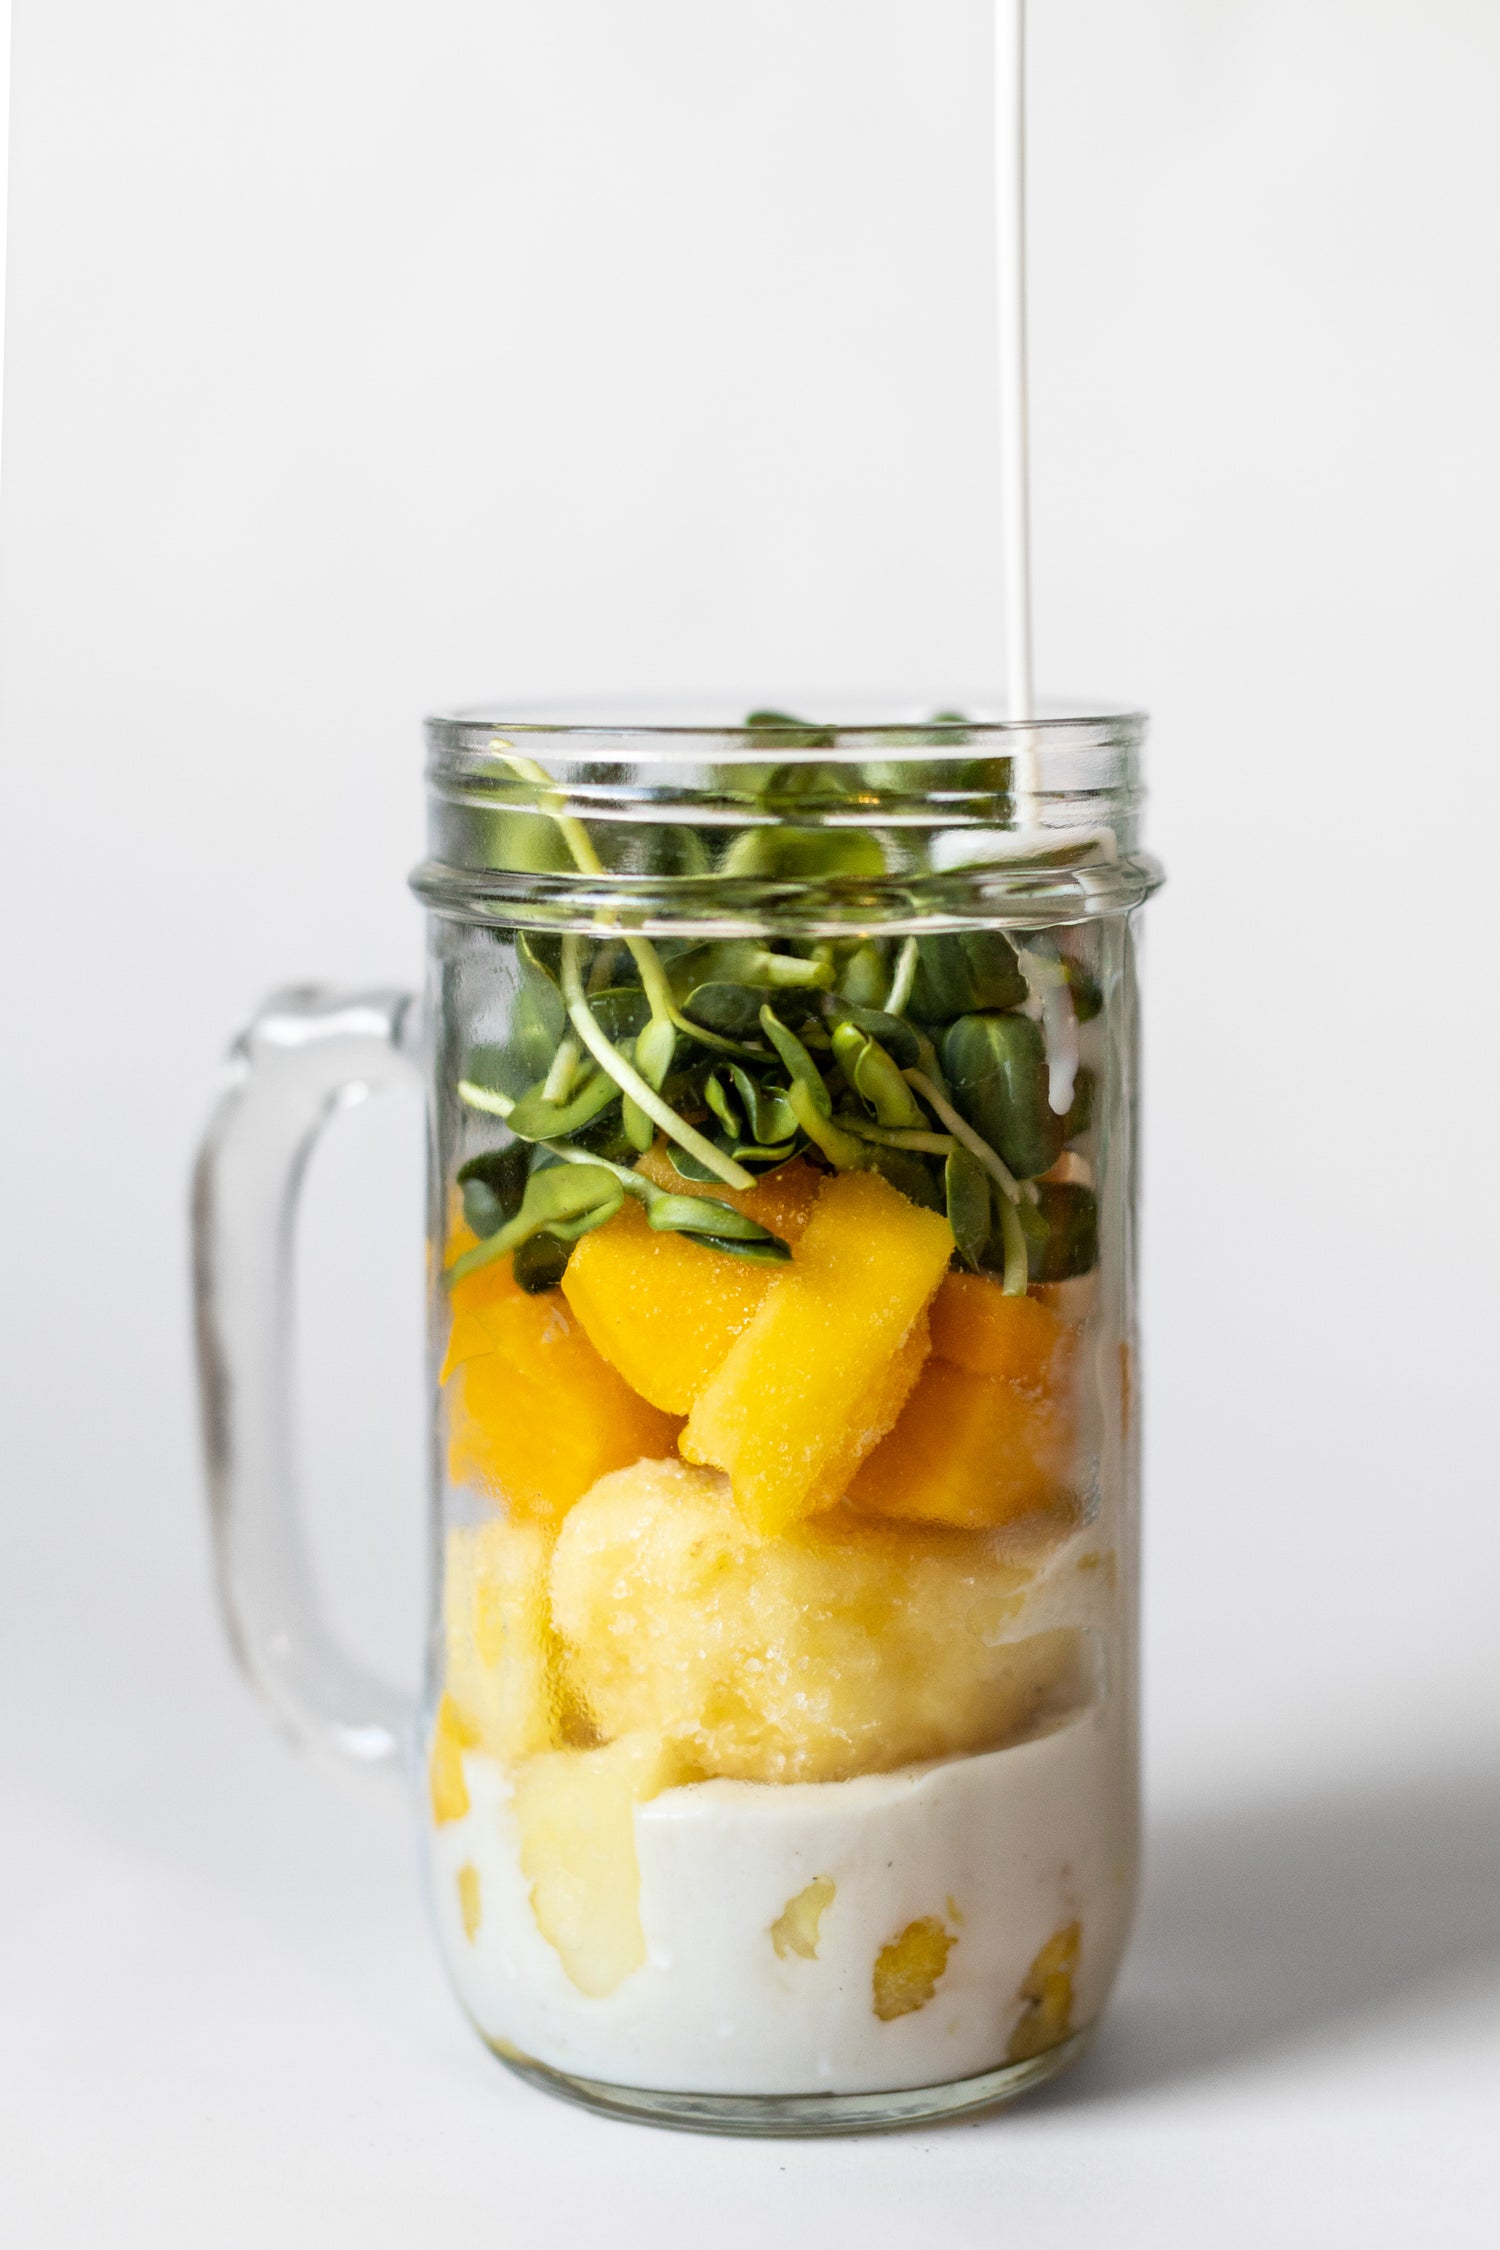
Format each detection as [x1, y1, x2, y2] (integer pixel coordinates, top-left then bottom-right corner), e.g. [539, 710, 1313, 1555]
[499, 746, 677, 1025]
[842, 1121, 955, 1157]
[998, 1191, 1030, 1295]
[885, 937, 919, 1017]
[457, 1081, 515, 1119]
[904, 1068, 1022, 1204]
[542, 1036, 581, 1104]
[561, 936, 753, 1190]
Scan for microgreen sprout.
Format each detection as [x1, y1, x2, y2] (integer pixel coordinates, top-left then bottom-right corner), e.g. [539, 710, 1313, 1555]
[453, 789, 1103, 1294]
[562, 936, 753, 1190]
[903, 1068, 1022, 1205]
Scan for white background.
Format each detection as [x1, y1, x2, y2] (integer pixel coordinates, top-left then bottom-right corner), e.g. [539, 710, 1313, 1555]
[2, 3, 1498, 2244]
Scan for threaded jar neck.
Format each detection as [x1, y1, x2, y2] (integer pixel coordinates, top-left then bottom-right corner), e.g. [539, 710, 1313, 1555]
[412, 701, 1160, 936]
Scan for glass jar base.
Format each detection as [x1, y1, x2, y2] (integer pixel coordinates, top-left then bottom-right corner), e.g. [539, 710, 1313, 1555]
[488, 2031, 1092, 2138]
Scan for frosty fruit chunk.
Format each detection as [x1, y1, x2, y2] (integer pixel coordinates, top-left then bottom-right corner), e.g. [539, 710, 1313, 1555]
[1007, 1920, 1082, 2061]
[770, 1878, 836, 1962]
[850, 1272, 1083, 1531]
[549, 1458, 1093, 1782]
[681, 1170, 954, 1535]
[561, 1201, 770, 1413]
[799, 1311, 931, 1515]
[445, 1254, 681, 1524]
[929, 1273, 1078, 1393]
[428, 1692, 478, 1826]
[512, 1732, 690, 1997]
[442, 1519, 556, 1763]
[559, 1156, 824, 1410]
[872, 1915, 957, 2022]
[848, 1356, 1079, 1531]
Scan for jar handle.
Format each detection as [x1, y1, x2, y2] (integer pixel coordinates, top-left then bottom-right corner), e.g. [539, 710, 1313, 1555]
[192, 986, 422, 1778]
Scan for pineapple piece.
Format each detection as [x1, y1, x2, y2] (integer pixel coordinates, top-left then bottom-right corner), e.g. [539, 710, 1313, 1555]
[445, 1253, 682, 1525]
[848, 1356, 1080, 1532]
[770, 1877, 837, 1962]
[872, 1915, 957, 2022]
[428, 1692, 478, 1825]
[512, 1732, 690, 1997]
[456, 1864, 483, 1942]
[930, 1273, 1078, 1392]
[442, 1518, 557, 1764]
[549, 1458, 1093, 1783]
[681, 1171, 954, 1535]
[1007, 1920, 1081, 2061]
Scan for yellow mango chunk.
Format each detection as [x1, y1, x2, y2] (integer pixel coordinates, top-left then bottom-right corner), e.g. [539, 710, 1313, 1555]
[513, 1732, 691, 1998]
[682, 1170, 954, 1536]
[561, 1200, 773, 1414]
[930, 1274, 1078, 1393]
[550, 1459, 1093, 1783]
[428, 1692, 478, 1826]
[445, 1254, 682, 1525]
[872, 1915, 957, 2022]
[442, 1519, 557, 1764]
[439, 1222, 506, 1382]
[561, 1157, 827, 1413]
[848, 1356, 1079, 1531]
[800, 1311, 931, 1515]
[1007, 1920, 1081, 2061]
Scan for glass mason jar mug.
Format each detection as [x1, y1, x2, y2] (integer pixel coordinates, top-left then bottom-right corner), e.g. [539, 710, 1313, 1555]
[194, 703, 1162, 2134]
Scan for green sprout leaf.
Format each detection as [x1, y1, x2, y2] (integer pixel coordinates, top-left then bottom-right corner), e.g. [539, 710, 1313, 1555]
[538, 1140, 792, 1265]
[704, 1069, 743, 1139]
[670, 942, 832, 1003]
[836, 942, 889, 1008]
[507, 1065, 621, 1143]
[945, 1146, 992, 1272]
[721, 826, 887, 882]
[693, 1232, 796, 1265]
[863, 1146, 945, 1211]
[940, 1012, 1065, 1181]
[821, 998, 925, 1070]
[448, 1163, 623, 1284]
[909, 932, 1027, 1023]
[511, 944, 569, 1081]
[742, 711, 838, 749]
[512, 1233, 572, 1294]
[727, 1067, 798, 1147]
[456, 1144, 531, 1239]
[831, 1021, 927, 1131]
[787, 1077, 868, 1171]
[638, 1191, 791, 1257]
[665, 1138, 796, 1181]
[758, 1005, 832, 1116]
[1023, 1182, 1100, 1282]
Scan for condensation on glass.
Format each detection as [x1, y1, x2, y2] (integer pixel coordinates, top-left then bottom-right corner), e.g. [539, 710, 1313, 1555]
[193, 702, 1162, 2134]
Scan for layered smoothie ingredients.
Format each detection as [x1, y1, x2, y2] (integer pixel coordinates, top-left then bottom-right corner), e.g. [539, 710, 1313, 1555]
[425, 791, 1135, 2096]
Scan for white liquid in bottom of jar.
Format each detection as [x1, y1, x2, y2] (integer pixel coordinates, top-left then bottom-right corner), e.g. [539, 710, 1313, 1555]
[428, 1706, 1136, 2097]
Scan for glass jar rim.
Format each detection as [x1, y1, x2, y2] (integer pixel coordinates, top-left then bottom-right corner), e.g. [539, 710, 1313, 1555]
[425, 696, 1146, 766]
[415, 695, 1159, 936]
